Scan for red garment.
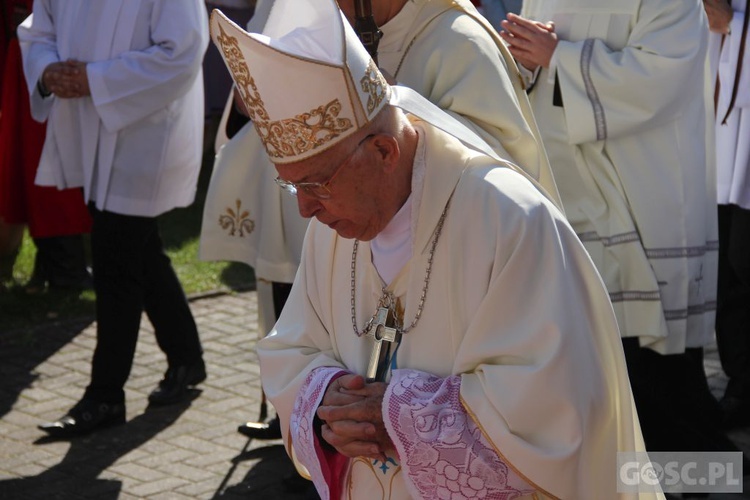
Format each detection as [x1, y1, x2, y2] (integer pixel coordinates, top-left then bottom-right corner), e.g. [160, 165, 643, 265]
[2, 0, 32, 99]
[0, 4, 91, 238]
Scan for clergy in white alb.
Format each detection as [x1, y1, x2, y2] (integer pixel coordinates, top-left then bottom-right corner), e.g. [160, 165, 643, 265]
[20, 0, 210, 437]
[207, 4, 661, 499]
[503, 0, 719, 356]
[18, 0, 207, 217]
[199, 0, 563, 438]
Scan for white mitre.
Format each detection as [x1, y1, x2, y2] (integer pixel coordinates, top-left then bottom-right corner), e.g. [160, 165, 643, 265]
[208, 0, 511, 166]
[210, 2, 389, 163]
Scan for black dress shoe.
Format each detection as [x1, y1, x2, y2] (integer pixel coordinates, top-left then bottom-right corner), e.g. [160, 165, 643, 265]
[38, 399, 125, 437]
[148, 359, 207, 406]
[237, 415, 282, 440]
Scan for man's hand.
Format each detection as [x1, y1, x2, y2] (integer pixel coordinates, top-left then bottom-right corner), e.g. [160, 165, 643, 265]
[41, 60, 90, 98]
[500, 13, 558, 71]
[316, 373, 395, 461]
[703, 0, 733, 35]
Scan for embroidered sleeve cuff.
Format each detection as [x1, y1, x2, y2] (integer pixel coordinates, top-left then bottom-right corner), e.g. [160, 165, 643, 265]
[384, 369, 536, 498]
[290, 367, 350, 499]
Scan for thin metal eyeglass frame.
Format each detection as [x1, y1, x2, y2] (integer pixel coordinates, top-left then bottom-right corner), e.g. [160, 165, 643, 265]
[274, 134, 375, 199]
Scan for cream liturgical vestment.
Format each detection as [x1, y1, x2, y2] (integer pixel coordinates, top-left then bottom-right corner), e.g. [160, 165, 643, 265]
[521, 0, 718, 354]
[198, 0, 560, 285]
[17, 0, 208, 217]
[259, 119, 658, 500]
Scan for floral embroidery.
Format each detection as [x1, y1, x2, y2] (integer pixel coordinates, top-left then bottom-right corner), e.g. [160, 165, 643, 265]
[215, 24, 353, 160]
[257, 99, 353, 160]
[384, 370, 536, 499]
[214, 24, 270, 125]
[360, 60, 388, 114]
[218, 199, 255, 237]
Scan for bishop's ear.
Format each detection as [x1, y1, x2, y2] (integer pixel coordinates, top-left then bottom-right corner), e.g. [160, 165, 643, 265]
[370, 134, 400, 170]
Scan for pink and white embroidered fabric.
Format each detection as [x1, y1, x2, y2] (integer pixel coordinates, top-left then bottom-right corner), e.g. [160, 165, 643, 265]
[384, 369, 536, 499]
[291, 366, 348, 500]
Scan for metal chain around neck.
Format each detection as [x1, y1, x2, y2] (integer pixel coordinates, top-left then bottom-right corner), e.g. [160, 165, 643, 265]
[350, 202, 450, 337]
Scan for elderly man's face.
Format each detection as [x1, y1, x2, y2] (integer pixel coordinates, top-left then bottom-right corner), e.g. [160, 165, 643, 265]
[275, 134, 394, 241]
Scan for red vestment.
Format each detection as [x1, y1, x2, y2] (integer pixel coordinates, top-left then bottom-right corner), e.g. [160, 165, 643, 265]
[0, 0, 91, 238]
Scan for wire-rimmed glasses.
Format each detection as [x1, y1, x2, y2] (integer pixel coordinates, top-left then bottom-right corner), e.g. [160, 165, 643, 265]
[274, 134, 375, 199]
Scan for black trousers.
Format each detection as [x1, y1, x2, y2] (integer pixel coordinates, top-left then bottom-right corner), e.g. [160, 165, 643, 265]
[84, 206, 202, 403]
[623, 338, 736, 453]
[716, 204, 750, 399]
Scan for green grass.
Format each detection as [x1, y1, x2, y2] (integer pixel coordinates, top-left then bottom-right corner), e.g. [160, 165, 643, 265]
[0, 148, 255, 333]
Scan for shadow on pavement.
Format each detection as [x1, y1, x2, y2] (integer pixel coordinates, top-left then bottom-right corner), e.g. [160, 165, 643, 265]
[213, 443, 318, 500]
[0, 319, 92, 420]
[0, 398, 194, 499]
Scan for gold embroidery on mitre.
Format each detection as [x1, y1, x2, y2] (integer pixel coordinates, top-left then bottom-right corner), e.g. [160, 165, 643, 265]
[215, 24, 271, 125]
[256, 99, 354, 159]
[360, 60, 388, 114]
[218, 199, 255, 237]
[215, 24, 354, 159]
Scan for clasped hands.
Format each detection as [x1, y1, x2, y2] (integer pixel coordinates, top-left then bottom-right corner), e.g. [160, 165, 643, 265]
[41, 60, 90, 98]
[316, 373, 396, 462]
[499, 13, 558, 71]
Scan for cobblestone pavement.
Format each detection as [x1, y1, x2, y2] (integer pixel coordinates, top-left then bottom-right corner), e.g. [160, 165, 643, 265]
[0, 289, 749, 499]
[0, 290, 314, 500]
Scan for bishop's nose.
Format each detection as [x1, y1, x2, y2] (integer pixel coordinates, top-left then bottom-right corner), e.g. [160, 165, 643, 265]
[296, 192, 323, 219]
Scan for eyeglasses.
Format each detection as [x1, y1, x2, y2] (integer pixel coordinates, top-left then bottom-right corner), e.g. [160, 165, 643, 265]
[275, 134, 375, 199]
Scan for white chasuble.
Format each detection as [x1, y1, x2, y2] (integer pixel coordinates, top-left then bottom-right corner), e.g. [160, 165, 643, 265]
[258, 119, 659, 499]
[522, 0, 718, 354]
[198, 0, 561, 285]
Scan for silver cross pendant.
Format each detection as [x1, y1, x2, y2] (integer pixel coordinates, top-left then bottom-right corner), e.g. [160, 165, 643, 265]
[365, 307, 399, 382]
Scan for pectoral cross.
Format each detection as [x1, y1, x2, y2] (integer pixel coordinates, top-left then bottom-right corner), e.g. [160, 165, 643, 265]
[365, 306, 399, 382]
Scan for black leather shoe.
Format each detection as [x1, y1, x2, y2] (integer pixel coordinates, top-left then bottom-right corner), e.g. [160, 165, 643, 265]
[237, 415, 282, 440]
[148, 359, 206, 406]
[38, 399, 125, 437]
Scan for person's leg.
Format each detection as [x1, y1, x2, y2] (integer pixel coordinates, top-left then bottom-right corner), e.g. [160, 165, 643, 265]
[28, 234, 91, 292]
[143, 224, 205, 405]
[143, 227, 202, 365]
[716, 204, 750, 426]
[237, 280, 292, 439]
[623, 338, 738, 453]
[84, 208, 155, 403]
[39, 207, 150, 436]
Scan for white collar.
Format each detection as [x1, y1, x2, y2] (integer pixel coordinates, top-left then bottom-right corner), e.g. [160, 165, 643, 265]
[371, 125, 426, 284]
